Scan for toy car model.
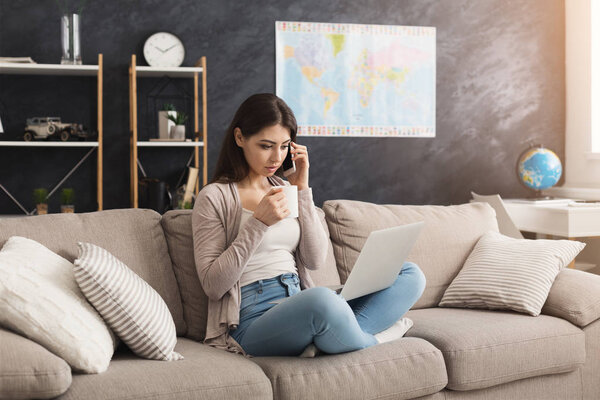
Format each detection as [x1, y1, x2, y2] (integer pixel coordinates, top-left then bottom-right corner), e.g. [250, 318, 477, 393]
[23, 117, 92, 141]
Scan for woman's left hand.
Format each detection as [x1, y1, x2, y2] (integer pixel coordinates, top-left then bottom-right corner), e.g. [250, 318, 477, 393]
[286, 141, 309, 190]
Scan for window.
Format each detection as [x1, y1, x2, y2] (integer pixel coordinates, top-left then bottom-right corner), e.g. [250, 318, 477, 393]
[592, 0, 600, 152]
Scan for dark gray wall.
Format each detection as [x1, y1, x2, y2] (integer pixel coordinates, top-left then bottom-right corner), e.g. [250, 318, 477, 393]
[0, 0, 565, 213]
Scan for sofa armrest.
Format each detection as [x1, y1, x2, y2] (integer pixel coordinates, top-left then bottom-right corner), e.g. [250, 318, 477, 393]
[542, 269, 600, 328]
[0, 328, 72, 400]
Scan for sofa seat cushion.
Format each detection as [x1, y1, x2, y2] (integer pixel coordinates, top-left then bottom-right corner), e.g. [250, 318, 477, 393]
[0, 328, 71, 400]
[57, 338, 272, 400]
[250, 337, 447, 400]
[404, 308, 586, 391]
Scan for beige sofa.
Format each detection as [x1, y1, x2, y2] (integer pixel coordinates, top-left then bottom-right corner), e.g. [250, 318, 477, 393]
[1, 200, 599, 400]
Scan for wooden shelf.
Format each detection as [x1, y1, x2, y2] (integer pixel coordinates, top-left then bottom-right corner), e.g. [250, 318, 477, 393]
[135, 66, 203, 78]
[137, 141, 205, 147]
[129, 55, 208, 208]
[0, 141, 99, 147]
[0, 62, 99, 76]
[0, 55, 104, 212]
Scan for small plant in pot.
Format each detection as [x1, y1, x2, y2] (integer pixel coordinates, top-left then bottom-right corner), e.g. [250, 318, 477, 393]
[168, 112, 188, 140]
[158, 103, 177, 139]
[33, 188, 48, 215]
[60, 188, 75, 213]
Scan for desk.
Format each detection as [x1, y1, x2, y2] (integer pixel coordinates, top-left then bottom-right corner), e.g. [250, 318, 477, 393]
[503, 199, 600, 269]
[503, 200, 600, 238]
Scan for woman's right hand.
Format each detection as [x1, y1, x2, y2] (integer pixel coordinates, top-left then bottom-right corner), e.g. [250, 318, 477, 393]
[253, 187, 290, 226]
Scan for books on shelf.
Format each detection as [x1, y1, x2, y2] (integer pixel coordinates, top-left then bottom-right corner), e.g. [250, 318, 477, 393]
[0, 57, 36, 64]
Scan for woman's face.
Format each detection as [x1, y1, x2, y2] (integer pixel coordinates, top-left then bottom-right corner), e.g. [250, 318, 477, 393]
[234, 124, 291, 178]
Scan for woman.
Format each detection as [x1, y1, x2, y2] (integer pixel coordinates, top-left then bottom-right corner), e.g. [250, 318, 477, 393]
[192, 93, 426, 357]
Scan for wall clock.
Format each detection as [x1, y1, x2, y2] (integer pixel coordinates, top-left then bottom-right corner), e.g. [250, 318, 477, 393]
[143, 32, 185, 67]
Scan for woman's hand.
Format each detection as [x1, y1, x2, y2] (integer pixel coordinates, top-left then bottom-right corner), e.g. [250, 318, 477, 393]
[286, 141, 309, 190]
[253, 187, 290, 226]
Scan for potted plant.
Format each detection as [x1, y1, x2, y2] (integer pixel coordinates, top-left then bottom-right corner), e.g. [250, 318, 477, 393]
[60, 188, 75, 213]
[158, 103, 177, 139]
[33, 188, 48, 215]
[168, 112, 188, 140]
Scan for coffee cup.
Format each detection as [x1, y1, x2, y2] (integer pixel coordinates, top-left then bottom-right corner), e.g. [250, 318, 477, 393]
[273, 185, 298, 218]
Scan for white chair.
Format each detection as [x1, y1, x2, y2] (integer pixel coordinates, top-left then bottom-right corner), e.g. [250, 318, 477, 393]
[471, 192, 524, 239]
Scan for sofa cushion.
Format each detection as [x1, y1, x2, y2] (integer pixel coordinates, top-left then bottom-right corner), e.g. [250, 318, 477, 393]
[160, 210, 207, 341]
[161, 208, 339, 341]
[0, 328, 72, 400]
[439, 231, 585, 316]
[57, 339, 272, 400]
[74, 242, 183, 361]
[404, 308, 586, 391]
[0, 237, 116, 373]
[542, 268, 600, 327]
[250, 337, 447, 400]
[323, 200, 498, 309]
[0, 209, 186, 335]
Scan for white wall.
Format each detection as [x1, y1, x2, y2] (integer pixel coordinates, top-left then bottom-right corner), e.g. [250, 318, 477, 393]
[562, 0, 600, 188]
[550, 0, 600, 273]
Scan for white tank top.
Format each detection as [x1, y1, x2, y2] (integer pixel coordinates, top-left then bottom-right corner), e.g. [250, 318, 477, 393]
[238, 208, 300, 287]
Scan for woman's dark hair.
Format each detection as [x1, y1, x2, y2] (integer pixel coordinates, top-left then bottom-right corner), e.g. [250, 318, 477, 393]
[211, 93, 297, 184]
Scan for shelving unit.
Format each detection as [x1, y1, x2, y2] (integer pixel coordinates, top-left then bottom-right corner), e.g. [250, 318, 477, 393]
[0, 56, 104, 214]
[128, 55, 207, 208]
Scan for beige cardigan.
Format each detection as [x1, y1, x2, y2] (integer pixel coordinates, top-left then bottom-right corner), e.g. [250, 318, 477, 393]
[192, 175, 328, 356]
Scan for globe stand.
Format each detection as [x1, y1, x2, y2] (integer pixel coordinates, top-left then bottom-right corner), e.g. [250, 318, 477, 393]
[529, 190, 555, 201]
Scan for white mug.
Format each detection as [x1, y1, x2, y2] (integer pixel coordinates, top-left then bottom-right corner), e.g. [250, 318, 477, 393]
[273, 185, 298, 218]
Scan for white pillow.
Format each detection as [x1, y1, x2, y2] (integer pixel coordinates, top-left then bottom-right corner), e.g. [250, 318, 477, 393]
[0, 236, 117, 373]
[439, 231, 585, 316]
[74, 242, 183, 361]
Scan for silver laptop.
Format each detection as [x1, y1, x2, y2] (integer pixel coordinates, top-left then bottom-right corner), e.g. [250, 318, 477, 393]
[270, 221, 425, 304]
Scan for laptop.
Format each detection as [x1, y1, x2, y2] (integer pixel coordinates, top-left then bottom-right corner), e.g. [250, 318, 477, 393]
[269, 221, 425, 304]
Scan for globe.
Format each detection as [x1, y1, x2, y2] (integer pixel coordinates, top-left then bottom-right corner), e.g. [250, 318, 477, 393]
[517, 146, 562, 191]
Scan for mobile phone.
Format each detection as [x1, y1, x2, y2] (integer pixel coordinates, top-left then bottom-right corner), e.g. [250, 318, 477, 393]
[282, 143, 296, 177]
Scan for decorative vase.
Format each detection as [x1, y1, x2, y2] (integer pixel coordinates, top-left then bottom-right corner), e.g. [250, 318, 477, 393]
[61, 205, 75, 213]
[36, 204, 48, 215]
[158, 111, 176, 139]
[170, 125, 186, 140]
[61, 13, 82, 65]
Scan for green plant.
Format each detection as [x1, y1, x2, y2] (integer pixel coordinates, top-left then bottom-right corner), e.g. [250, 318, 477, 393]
[183, 201, 193, 209]
[33, 188, 48, 205]
[162, 103, 176, 111]
[60, 188, 75, 205]
[168, 112, 188, 125]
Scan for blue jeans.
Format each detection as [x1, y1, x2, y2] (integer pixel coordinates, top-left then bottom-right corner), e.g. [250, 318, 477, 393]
[230, 262, 426, 357]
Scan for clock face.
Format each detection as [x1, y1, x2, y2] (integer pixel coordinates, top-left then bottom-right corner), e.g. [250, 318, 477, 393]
[143, 32, 185, 67]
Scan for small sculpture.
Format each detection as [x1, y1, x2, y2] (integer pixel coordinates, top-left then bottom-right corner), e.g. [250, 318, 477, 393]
[24, 117, 93, 141]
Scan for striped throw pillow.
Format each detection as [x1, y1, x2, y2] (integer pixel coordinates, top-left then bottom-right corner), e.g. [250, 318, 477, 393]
[74, 242, 183, 361]
[439, 231, 585, 316]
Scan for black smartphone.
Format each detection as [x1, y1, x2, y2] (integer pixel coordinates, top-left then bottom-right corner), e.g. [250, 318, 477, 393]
[282, 143, 296, 177]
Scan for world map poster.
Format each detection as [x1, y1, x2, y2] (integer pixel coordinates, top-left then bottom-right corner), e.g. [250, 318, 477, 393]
[276, 21, 436, 137]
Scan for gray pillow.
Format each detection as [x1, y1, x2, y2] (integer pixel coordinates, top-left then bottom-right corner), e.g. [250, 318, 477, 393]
[439, 231, 585, 316]
[0, 328, 71, 399]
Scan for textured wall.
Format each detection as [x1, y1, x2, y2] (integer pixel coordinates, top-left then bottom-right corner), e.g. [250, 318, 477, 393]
[0, 0, 565, 213]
